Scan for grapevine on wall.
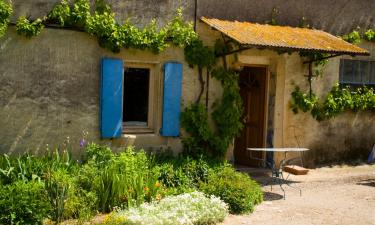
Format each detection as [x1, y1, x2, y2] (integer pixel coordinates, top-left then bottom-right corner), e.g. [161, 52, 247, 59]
[0, 0, 197, 53]
[290, 84, 375, 121]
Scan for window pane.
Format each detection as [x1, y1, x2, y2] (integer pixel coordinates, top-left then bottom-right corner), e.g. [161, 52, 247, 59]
[340, 59, 354, 83]
[123, 68, 150, 126]
[370, 62, 375, 84]
[340, 59, 375, 85]
[352, 60, 362, 83]
[360, 61, 370, 84]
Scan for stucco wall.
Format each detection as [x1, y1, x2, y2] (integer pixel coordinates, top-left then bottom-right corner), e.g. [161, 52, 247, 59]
[199, 0, 375, 35]
[0, 26, 225, 156]
[279, 41, 375, 166]
[9, 0, 375, 34]
[10, 0, 195, 26]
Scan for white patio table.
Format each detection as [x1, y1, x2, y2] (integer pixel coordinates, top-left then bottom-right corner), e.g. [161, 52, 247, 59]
[247, 148, 310, 199]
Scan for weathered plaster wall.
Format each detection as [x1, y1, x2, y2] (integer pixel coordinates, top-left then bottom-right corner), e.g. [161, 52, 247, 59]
[279, 41, 375, 166]
[199, 0, 375, 35]
[10, 0, 195, 26]
[10, 0, 375, 34]
[0, 27, 223, 156]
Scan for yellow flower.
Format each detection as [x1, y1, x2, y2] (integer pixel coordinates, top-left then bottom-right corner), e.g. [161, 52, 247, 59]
[155, 182, 161, 188]
[144, 186, 150, 192]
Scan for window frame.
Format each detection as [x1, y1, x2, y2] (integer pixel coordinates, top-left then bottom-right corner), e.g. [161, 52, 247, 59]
[122, 61, 158, 134]
[339, 59, 375, 86]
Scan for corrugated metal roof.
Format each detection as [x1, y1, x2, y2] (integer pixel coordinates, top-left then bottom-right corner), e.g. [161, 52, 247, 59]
[201, 17, 369, 56]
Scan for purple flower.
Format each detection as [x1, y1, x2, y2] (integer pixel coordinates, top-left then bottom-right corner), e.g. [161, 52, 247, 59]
[80, 139, 87, 148]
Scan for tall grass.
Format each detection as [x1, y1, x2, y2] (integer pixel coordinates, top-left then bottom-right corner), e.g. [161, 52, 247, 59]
[94, 147, 162, 212]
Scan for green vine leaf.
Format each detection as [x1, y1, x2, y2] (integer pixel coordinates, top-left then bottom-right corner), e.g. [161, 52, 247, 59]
[16, 17, 45, 38]
[0, 0, 12, 38]
[364, 29, 375, 42]
[184, 39, 216, 68]
[181, 68, 243, 159]
[166, 8, 198, 47]
[341, 30, 362, 45]
[48, 0, 71, 26]
[291, 84, 375, 121]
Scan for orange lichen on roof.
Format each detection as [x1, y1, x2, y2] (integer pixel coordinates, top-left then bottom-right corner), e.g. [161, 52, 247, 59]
[201, 17, 369, 56]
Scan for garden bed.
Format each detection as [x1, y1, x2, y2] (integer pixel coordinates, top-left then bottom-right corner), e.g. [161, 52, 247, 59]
[0, 143, 263, 225]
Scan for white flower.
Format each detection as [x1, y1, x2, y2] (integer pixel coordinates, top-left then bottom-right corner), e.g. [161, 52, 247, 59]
[103, 191, 228, 225]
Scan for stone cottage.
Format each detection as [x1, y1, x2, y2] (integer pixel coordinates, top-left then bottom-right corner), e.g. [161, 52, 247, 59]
[0, 0, 374, 167]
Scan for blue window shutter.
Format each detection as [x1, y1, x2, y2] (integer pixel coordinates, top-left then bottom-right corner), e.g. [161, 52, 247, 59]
[100, 58, 124, 138]
[161, 62, 183, 137]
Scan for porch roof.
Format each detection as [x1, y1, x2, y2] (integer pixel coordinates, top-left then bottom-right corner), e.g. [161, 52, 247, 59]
[201, 17, 369, 56]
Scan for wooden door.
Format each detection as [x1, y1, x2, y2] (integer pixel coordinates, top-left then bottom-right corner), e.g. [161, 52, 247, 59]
[234, 67, 267, 166]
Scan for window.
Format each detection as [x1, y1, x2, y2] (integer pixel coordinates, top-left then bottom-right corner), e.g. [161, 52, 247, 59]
[123, 66, 155, 133]
[100, 58, 183, 138]
[123, 68, 150, 126]
[339, 59, 375, 86]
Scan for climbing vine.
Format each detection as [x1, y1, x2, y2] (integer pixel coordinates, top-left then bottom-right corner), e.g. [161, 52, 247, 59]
[184, 39, 216, 103]
[291, 84, 375, 121]
[342, 30, 362, 44]
[181, 35, 244, 159]
[0, 0, 12, 37]
[1, 0, 197, 54]
[341, 28, 375, 44]
[364, 29, 375, 41]
[181, 68, 243, 158]
[15, 17, 45, 38]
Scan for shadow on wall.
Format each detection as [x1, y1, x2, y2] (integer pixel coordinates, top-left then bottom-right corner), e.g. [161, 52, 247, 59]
[303, 112, 375, 167]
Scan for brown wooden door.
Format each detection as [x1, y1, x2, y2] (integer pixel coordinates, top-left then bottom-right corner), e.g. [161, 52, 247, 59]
[234, 67, 267, 166]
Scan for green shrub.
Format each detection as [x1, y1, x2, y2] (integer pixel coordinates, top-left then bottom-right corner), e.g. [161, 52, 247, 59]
[45, 168, 74, 222]
[199, 166, 263, 214]
[0, 180, 51, 225]
[16, 16, 44, 38]
[45, 167, 97, 222]
[155, 156, 219, 195]
[94, 147, 164, 212]
[84, 142, 114, 166]
[0, 0, 12, 37]
[103, 191, 228, 225]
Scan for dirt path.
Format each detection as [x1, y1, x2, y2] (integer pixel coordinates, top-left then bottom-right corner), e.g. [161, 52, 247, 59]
[220, 164, 375, 225]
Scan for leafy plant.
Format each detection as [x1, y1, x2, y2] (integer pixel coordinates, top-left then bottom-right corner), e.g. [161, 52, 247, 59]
[291, 84, 375, 121]
[0, 180, 51, 225]
[181, 69, 243, 159]
[16, 16, 45, 38]
[199, 166, 263, 214]
[103, 191, 228, 225]
[181, 103, 214, 157]
[47, 0, 71, 26]
[45, 168, 74, 222]
[290, 86, 319, 113]
[84, 142, 114, 166]
[342, 30, 362, 45]
[184, 38, 216, 69]
[94, 147, 164, 212]
[166, 8, 198, 47]
[0, 0, 12, 37]
[211, 68, 244, 156]
[364, 29, 375, 41]
[70, 0, 90, 27]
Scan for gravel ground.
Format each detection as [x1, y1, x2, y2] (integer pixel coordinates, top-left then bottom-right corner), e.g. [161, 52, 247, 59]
[220, 164, 375, 225]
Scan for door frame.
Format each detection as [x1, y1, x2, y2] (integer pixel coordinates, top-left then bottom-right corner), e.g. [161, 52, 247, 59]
[240, 64, 270, 161]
